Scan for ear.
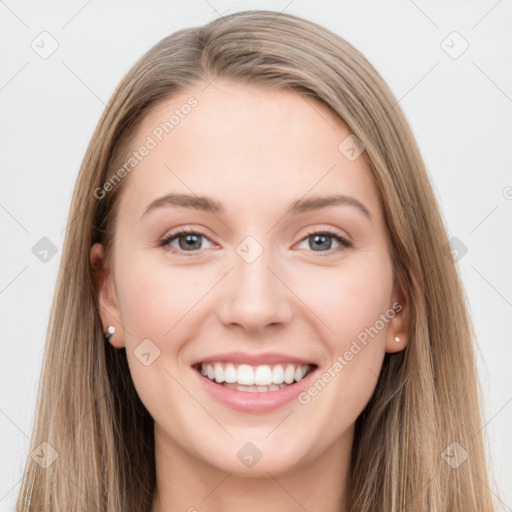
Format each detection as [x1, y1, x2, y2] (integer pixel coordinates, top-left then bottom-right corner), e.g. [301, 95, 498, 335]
[90, 243, 124, 349]
[385, 270, 411, 354]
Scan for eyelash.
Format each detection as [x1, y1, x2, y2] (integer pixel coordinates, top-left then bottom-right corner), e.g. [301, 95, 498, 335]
[158, 228, 352, 256]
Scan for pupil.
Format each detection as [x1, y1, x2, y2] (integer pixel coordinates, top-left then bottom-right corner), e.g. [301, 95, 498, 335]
[312, 234, 331, 250]
[179, 234, 201, 250]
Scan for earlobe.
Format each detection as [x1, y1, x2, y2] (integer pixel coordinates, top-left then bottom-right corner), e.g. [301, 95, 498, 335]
[385, 274, 411, 354]
[90, 243, 124, 349]
[385, 332, 407, 353]
[385, 304, 410, 353]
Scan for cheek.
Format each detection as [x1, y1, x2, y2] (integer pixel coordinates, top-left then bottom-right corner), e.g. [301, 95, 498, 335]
[297, 256, 392, 395]
[297, 257, 393, 346]
[114, 253, 209, 341]
[294, 258, 393, 428]
[279, 272, 392, 469]
[113, 255, 202, 426]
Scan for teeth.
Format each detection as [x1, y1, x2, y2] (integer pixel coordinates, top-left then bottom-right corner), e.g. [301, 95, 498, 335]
[223, 382, 290, 392]
[237, 364, 254, 385]
[224, 363, 237, 383]
[284, 365, 295, 384]
[199, 362, 312, 388]
[272, 365, 285, 384]
[214, 363, 224, 383]
[254, 365, 272, 385]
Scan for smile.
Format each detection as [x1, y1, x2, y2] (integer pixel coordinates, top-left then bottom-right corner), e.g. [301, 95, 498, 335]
[195, 362, 315, 392]
[191, 352, 319, 413]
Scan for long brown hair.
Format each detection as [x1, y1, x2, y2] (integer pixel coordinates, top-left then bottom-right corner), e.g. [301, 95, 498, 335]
[16, 10, 496, 511]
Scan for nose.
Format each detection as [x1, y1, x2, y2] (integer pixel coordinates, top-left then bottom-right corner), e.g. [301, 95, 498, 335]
[217, 248, 294, 333]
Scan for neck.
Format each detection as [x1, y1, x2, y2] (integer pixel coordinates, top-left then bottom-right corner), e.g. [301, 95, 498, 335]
[151, 424, 353, 512]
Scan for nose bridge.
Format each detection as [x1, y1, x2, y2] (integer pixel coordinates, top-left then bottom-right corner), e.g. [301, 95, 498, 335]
[217, 238, 293, 330]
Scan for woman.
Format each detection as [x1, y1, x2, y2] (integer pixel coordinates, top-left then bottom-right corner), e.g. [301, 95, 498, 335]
[16, 10, 496, 512]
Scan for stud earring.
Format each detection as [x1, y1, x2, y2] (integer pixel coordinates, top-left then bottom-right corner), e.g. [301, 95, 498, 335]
[104, 325, 116, 340]
[394, 336, 400, 342]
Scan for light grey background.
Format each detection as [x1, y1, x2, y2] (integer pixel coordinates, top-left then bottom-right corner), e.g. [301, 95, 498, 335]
[1, 1, 511, 510]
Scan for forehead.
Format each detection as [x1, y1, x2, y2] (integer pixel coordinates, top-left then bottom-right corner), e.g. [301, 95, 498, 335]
[116, 80, 381, 223]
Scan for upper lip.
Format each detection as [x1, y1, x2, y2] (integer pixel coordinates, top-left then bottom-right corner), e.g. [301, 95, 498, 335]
[192, 351, 316, 367]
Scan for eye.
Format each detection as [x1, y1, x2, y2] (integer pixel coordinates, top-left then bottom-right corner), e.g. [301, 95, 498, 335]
[159, 229, 214, 255]
[296, 229, 352, 254]
[159, 228, 352, 256]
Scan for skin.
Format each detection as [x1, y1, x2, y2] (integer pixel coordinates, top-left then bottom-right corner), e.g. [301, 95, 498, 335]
[90, 79, 410, 512]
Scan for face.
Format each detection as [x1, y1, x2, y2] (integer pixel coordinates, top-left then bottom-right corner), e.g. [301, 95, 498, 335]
[91, 79, 409, 477]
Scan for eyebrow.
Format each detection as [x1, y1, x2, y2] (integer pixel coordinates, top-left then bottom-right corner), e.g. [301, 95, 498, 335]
[141, 193, 372, 221]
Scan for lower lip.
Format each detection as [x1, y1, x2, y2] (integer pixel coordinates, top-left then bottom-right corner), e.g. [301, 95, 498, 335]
[193, 367, 318, 413]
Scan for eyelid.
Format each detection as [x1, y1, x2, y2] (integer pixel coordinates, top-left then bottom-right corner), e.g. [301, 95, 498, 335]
[301, 227, 350, 241]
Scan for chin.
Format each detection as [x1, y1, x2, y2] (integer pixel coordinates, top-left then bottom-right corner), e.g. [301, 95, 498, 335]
[197, 436, 313, 477]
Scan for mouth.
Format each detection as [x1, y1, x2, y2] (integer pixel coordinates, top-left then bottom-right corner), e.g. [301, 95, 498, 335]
[192, 361, 318, 393]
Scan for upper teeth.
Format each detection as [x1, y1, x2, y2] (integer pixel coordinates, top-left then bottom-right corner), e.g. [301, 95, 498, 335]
[200, 362, 310, 385]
